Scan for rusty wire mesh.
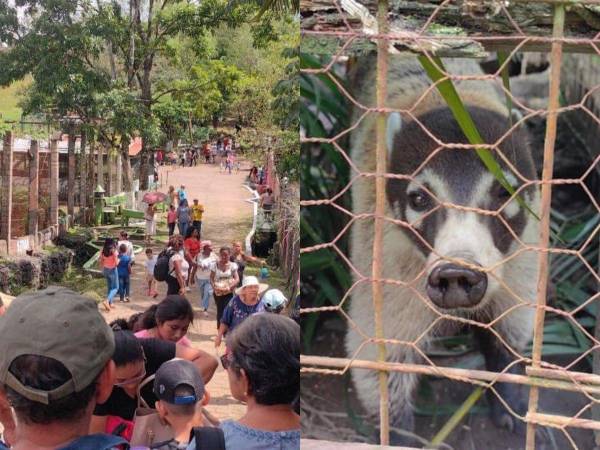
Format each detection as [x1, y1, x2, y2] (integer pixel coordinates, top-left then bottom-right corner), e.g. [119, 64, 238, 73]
[300, 0, 600, 448]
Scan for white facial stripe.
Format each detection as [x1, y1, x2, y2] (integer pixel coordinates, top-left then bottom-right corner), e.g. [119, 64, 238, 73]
[470, 173, 494, 209]
[429, 209, 502, 274]
[386, 112, 402, 158]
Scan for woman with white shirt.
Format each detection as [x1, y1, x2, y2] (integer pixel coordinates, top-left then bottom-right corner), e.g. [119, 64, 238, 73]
[196, 240, 218, 317]
[210, 246, 239, 329]
[165, 235, 189, 296]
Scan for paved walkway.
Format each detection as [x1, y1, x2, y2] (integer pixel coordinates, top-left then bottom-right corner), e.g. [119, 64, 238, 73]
[102, 161, 253, 421]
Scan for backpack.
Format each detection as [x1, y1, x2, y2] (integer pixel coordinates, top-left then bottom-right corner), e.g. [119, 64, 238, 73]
[154, 249, 176, 282]
[191, 427, 225, 450]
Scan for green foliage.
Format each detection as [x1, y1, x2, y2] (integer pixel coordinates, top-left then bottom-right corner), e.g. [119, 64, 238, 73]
[300, 52, 352, 351]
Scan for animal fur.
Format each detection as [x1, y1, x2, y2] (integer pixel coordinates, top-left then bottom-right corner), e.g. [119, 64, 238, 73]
[345, 54, 540, 440]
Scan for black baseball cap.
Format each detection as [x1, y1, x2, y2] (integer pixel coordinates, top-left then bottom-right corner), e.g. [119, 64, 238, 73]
[0, 286, 114, 404]
[153, 359, 205, 405]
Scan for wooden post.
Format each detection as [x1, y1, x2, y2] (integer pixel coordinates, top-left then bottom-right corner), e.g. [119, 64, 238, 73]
[107, 149, 113, 195]
[79, 131, 87, 223]
[28, 140, 39, 236]
[1, 132, 13, 246]
[97, 142, 104, 190]
[50, 138, 59, 227]
[116, 151, 123, 193]
[87, 133, 95, 212]
[67, 128, 76, 217]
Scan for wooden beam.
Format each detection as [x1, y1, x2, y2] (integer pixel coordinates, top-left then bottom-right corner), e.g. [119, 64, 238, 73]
[301, 0, 600, 57]
[67, 130, 76, 217]
[50, 138, 59, 227]
[1, 132, 13, 246]
[28, 140, 39, 236]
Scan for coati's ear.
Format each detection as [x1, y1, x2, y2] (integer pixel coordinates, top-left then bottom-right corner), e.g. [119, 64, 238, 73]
[387, 112, 402, 159]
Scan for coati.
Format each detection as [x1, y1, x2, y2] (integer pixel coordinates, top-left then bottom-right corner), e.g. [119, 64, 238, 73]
[345, 54, 540, 442]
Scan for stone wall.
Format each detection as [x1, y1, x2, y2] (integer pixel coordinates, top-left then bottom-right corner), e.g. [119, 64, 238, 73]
[0, 246, 73, 295]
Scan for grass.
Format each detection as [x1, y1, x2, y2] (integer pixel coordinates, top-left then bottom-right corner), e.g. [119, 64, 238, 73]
[0, 77, 30, 122]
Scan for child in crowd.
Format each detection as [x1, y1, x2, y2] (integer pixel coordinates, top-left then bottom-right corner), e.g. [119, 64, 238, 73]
[117, 244, 132, 303]
[117, 230, 135, 264]
[167, 204, 177, 236]
[145, 248, 158, 298]
[152, 359, 220, 450]
[196, 241, 217, 317]
[145, 203, 156, 244]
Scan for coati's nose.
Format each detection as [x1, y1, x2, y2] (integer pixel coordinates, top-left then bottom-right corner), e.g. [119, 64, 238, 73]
[426, 263, 487, 309]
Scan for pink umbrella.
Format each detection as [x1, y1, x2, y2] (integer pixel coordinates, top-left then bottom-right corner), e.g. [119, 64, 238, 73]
[143, 192, 168, 204]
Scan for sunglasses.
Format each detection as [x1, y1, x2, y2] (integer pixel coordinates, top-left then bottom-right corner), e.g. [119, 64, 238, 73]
[220, 353, 234, 370]
[114, 367, 147, 387]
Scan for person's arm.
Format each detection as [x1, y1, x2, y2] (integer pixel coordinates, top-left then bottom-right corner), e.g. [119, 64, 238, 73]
[210, 270, 216, 290]
[0, 388, 16, 447]
[242, 252, 263, 265]
[97, 253, 103, 269]
[89, 414, 108, 434]
[173, 259, 186, 296]
[230, 268, 240, 291]
[175, 345, 218, 384]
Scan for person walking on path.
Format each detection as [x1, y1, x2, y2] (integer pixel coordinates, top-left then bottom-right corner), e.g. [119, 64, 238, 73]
[214, 276, 268, 349]
[0, 287, 129, 450]
[167, 204, 177, 236]
[231, 241, 265, 287]
[177, 185, 187, 203]
[184, 227, 201, 289]
[259, 187, 275, 219]
[168, 185, 179, 208]
[177, 199, 191, 237]
[210, 246, 239, 329]
[144, 202, 157, 244]
[117, 230, 135, 264]
[165, 235, 189, 296]
[196, 240, 217, 317]
[98, 238, 119, 312]
[191, 198, 204, 238]
[117, 243, 132, 303]
[145, 248, 159, 298]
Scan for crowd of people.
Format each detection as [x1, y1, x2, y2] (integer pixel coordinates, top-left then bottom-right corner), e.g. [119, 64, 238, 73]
[0, 287, 299, 449]
[0, 136, 298, 449]
[155, 136, 236, 169]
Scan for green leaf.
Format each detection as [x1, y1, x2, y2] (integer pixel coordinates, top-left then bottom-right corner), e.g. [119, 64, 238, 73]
[417, 55, 540, 223]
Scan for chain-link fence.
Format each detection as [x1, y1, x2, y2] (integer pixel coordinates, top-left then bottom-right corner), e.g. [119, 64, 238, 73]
[301, 1, 600, 448]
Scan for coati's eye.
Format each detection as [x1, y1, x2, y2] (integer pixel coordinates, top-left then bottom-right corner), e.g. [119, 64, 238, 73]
[496, 185, 513, 201]
[408, 190, 431, 211]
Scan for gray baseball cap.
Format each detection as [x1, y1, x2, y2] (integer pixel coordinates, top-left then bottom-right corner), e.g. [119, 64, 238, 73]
[0, 286, 114, 405]
[153, 358, 205, 405]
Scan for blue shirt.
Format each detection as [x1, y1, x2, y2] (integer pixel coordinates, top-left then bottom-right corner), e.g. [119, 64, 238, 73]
[0, 434, 129, 450]
[117, 254, 131, 277]
[186, 421, 299, 450]
[221, 296, 264, 333]
[178, 189, 187, 201]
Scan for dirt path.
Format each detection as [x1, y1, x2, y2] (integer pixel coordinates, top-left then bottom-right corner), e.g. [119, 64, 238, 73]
[102, 161, 253, 421]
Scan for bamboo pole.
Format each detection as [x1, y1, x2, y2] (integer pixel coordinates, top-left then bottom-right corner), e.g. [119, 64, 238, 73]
[373, 0, 389, 444]
[527, 5, 564, 449]
[301, 355, 600, 397]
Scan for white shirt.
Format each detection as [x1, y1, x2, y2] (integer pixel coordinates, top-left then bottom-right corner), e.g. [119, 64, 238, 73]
[196, 252, 218, 280]
[145, 255, 157, 275]
[169, 249, 189, 280]
[117, 240, 135, 261]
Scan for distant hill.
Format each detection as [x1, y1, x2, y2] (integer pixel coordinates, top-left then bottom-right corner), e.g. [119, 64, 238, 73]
[0, 77, 31, 122]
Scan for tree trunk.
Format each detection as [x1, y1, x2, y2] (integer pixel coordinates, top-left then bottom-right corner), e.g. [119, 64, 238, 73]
[107, 148, 114, 196]
[139, 55, 154, 190]
[121, 136, 133, 192]
[88, 132, 96, 205]
[116, 151, 123, 193]
[79, 131, 87, 223]
[67, 127, 76, 218]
